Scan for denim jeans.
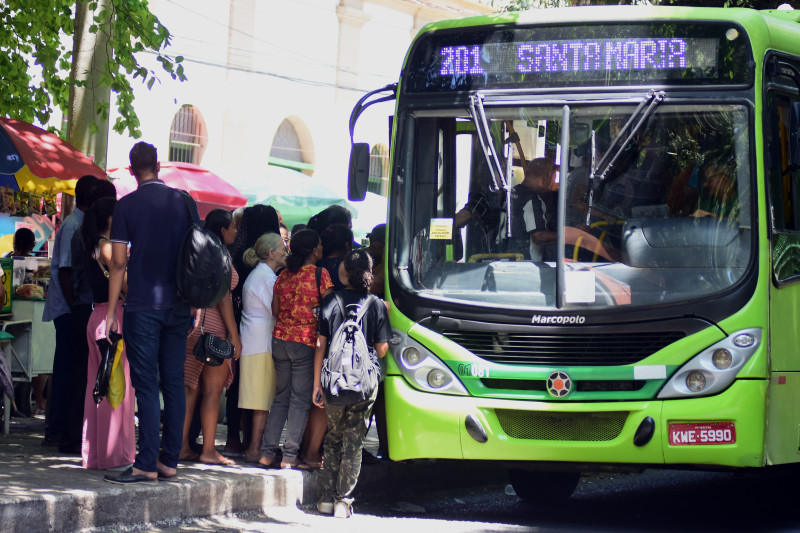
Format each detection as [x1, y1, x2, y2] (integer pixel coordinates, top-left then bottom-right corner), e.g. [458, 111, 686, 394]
[261, 338, 314, 462]
[45, 313, 73, 441]
[123, 305, 192, 472]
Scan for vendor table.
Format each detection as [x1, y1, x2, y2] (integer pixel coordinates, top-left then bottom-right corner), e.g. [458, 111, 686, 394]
[2, 298, 55, 435]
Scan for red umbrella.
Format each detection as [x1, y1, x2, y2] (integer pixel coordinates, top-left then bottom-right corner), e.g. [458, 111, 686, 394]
[108, 161, 247, 219]
[0, 118, 107, 194]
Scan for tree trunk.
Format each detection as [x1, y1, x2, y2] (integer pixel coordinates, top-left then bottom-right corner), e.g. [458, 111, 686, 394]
[66, 0, 112, 173]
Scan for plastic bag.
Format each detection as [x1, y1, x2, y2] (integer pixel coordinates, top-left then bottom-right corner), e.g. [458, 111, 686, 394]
[93, 332, 123, 406]
[107, 338, 126, 409]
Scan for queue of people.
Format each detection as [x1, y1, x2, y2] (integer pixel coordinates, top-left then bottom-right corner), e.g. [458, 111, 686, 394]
[35, 141, 388, 518]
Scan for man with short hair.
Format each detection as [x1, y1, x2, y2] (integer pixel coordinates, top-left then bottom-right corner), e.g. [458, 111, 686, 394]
[506, 157, 558, 261]
[41, 174, 100, 449]
[103, 142, 197, 485]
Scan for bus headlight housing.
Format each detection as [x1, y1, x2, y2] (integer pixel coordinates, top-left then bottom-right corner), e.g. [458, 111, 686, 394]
[390, 329, 468, 396]
[658, 328, 761, 399]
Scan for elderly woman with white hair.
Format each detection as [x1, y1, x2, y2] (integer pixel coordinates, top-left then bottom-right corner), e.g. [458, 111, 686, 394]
[239, 232, 288, 463]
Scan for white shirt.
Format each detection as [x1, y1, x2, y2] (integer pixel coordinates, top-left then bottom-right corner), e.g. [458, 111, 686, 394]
[240, 262, 278, 356]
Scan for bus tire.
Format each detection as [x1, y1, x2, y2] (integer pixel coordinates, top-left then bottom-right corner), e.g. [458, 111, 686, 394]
[507, 469, 580, 503]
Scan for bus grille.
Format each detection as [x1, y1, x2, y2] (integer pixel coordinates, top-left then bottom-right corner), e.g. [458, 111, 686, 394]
[442, 330, 684, 366]
[495, 409, 628, 441]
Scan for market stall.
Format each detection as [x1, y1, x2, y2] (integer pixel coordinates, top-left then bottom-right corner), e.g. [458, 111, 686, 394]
[0, 118, 107, 432]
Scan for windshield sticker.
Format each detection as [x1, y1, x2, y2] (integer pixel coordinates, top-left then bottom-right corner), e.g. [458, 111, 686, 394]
[430, 218, 454, 240]
[565, 270, 596, 303]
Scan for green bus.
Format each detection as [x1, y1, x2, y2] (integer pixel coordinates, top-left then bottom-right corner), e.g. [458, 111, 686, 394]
[347, 6, 800, 500]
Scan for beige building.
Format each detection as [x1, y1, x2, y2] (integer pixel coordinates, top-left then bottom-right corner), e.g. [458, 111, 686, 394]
[106, 0, 495, 208]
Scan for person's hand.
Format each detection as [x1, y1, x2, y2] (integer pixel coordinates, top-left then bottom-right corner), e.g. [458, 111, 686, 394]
[231, 334, 242, 360]
[691, 209, 715, 218]
[190, 307, 202, 332]
[312, 384, 324, 408]
[105, 313, 118, 341]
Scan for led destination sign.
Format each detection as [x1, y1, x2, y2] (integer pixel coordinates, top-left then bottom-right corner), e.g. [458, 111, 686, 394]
[404, 23, 752, 93]
[438, 38, 714, 77]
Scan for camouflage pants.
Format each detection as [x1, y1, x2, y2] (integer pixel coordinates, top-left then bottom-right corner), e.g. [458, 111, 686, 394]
[319, 390, 377, 505]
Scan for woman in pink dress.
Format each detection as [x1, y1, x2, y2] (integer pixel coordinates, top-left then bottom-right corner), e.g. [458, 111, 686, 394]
[81, 197, 136, 470]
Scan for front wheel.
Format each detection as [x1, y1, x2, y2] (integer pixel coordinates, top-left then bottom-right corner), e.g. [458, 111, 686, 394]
[507, 469, 580, 503]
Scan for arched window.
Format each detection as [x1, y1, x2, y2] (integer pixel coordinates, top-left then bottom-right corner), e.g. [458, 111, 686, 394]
[368, 144, 389, 196]
[269, 118, 314, 173]
[168, 105, 208, 164]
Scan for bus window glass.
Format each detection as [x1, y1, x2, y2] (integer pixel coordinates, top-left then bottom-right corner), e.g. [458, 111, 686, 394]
[767, 86, 800, 283]
[394, 103, 752, 310]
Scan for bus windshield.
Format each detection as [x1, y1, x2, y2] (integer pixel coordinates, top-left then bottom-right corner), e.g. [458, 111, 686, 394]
[392, 102, 752, 310]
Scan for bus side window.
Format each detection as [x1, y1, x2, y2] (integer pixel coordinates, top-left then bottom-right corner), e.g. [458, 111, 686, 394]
[766, 81, 800, 283]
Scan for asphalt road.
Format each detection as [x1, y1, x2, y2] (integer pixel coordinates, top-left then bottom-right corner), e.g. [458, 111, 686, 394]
[146, 466, 800, 533]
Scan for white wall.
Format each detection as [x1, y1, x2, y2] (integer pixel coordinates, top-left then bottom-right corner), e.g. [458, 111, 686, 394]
[106, 0, 493, 198]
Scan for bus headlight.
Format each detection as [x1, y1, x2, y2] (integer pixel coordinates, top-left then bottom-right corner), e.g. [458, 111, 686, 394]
[402, 346, 423, 366]
[390, 329, 468, 396]
[686, 371, 707, 392]
[427, 369, 450, 388]
[711, 349, 732, 370]
[658, 328, 761, 399]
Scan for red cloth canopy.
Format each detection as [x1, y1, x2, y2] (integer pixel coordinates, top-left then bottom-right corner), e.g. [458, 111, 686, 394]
[109, 161, 247, 219]
[0, 118, 107, 194]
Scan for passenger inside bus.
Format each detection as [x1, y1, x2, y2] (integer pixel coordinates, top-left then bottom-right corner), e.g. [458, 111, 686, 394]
[504, 157, 558, 261]
[691, 156, 739, 219]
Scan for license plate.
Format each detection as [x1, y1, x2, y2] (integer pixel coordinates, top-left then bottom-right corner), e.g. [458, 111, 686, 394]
[668, 422, 736, 446]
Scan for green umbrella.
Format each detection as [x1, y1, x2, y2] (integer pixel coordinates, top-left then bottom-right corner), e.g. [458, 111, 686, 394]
[237, 166, 356, 230]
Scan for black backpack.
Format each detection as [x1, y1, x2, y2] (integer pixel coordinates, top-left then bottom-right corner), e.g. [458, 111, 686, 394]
[320, 293, 380, 406]
[175, 192, 232, 308]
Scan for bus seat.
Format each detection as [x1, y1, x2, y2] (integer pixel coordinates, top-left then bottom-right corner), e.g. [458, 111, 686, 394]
[621, 218, 749, 268]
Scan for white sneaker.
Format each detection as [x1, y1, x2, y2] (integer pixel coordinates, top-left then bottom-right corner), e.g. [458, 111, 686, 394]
[333, 501, 352, 518]
[317, 500, 334, 515]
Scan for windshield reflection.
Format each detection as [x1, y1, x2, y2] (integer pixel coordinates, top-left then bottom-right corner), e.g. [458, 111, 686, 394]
[394, 104, 752, 310]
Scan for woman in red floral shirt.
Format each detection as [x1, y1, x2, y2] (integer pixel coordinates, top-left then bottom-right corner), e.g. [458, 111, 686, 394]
[259, 229, 333, 468]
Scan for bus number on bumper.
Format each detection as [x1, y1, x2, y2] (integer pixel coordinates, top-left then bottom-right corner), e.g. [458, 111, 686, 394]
[668, 422, 736, 445]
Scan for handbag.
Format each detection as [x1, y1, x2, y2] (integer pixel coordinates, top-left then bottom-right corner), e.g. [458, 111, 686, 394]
[192, 311, 234, 367]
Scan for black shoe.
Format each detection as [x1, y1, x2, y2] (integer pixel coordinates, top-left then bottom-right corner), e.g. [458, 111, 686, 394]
[104, 467, 158, 486]
[41, 436, 60, 447]
[58, 443, 81, 455]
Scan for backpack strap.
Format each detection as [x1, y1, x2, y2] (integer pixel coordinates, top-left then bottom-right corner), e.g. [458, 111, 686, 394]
[333, 292, 377, 326]
[315, 265, 322, 303]
[179, 191, 200, 225]
[334, 292, 347, 323]
[354, 293, 377, 324]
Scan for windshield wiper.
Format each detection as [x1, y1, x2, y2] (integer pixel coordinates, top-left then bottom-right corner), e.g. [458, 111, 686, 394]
[585, 89, 665, 225]
[468, 93, 515, 236]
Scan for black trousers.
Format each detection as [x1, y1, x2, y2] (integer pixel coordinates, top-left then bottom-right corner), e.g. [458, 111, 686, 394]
[59, 304, 93, 452]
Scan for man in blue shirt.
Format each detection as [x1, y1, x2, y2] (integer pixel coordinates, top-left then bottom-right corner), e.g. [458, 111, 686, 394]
[103, 142, 197, 485]
[41, 175, 99, 447]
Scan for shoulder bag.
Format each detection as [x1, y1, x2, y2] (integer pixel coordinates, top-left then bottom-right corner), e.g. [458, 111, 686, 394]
[193, 310, 234, 366]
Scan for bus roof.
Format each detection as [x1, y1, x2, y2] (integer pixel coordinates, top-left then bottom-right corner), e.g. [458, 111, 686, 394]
[407, 6, 800, 84]
[416, 6, 800, 33]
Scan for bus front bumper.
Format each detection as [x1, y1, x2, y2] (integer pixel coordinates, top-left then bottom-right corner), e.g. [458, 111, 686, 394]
[384, 376, 766, 468]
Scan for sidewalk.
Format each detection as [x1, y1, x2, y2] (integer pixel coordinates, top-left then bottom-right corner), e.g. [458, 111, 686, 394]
[0, 414, 503, 533]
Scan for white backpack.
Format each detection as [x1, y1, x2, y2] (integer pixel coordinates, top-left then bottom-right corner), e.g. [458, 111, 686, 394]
[321, 293, 380, 405]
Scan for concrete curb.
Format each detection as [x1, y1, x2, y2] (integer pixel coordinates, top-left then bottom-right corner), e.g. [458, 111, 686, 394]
[0, 416, 504, 532]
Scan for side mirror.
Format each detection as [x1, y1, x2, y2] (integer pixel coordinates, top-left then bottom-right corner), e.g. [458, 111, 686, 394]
[791, 102, 800, 168]
[348, 143, 370, 201]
